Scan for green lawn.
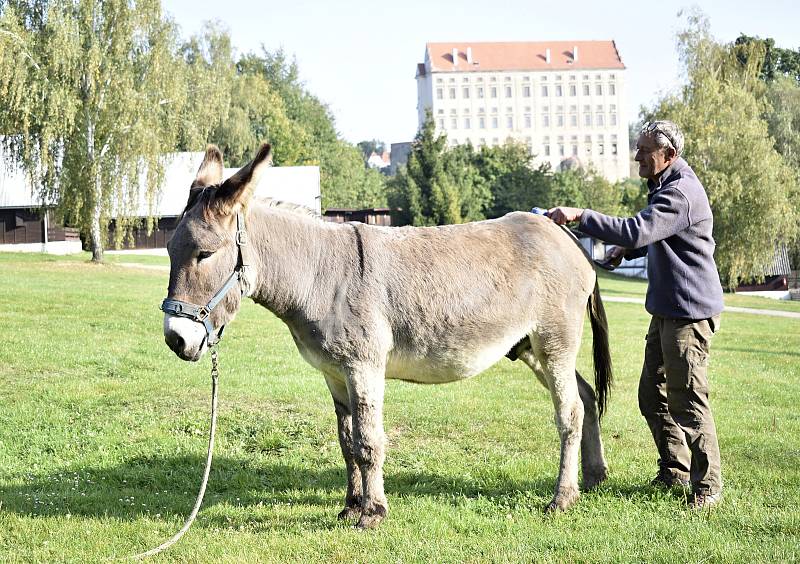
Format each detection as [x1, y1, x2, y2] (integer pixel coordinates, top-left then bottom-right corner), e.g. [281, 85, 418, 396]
[0, 253, 798, 562]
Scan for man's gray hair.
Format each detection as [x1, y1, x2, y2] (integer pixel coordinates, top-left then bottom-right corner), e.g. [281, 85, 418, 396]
[640, 120, 684, 156]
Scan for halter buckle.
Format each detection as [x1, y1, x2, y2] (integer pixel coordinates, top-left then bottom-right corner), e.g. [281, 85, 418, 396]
[236, 229, 248, 246]
[196, 306, 210, 321]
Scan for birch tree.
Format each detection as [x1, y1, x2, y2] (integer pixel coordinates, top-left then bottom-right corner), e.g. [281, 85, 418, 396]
[0, 0, 191, 261]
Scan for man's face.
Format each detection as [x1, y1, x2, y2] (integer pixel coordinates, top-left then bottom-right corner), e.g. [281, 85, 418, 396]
[634, 134, 674, 181]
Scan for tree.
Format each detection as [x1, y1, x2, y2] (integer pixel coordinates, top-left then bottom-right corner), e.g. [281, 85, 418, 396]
[357, 139, 386, 160]
[0, 0, 202, 261]
[235, 49, 386, 210]
[388, 115, 491, 226]
[646, 11, 799, 287]
[476, 142, 550, 218]
[735, 34, 800, 85]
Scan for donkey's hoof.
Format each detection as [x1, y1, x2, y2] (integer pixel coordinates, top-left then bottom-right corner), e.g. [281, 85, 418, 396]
[355, 504, 387, 529]
[337, 506, 362, 521]
[582, 467, 609, 490]
[545, 488, 579, 513]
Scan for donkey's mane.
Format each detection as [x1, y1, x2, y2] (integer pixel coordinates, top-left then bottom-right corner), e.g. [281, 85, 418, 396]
[255, 197, 320, 219]
[180, 187, 320, 222]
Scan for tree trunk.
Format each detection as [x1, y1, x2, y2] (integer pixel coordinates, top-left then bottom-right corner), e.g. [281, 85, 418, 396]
[90, 174, 103, 263]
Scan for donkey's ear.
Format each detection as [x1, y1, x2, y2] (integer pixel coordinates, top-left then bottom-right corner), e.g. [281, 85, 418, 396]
[192, 145, 224, 189]
[215, 143, 272, 214]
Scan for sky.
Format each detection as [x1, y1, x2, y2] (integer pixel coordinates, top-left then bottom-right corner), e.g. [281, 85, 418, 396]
[160, 0, 800, 147]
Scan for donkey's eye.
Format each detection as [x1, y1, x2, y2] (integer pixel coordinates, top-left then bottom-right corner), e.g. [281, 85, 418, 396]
[197, 250, 214, 262]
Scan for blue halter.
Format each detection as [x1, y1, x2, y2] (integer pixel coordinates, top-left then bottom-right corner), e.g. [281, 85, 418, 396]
[160, 212, 251, 347]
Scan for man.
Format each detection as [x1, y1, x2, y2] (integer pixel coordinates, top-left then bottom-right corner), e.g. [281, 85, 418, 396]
[548, 120, 724, 509]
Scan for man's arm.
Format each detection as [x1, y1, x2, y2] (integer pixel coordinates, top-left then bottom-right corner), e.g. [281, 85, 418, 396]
[549, 187, 691, 248]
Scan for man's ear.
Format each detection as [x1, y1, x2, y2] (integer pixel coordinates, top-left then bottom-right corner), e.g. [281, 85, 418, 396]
[192, 145, 224, 189]
[215, 143, 272, 214]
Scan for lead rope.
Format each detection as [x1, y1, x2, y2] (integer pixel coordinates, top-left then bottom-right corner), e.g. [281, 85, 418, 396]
[130, 347, 220, 560]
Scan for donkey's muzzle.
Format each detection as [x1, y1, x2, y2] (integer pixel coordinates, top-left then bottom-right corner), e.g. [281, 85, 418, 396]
[164, 327, 200, 361]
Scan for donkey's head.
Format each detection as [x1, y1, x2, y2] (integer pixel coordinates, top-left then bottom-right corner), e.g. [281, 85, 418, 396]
[162, 143, 271, 361]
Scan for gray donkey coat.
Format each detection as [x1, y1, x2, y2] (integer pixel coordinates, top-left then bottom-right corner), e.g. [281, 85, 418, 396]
[163, 144, 613, 529]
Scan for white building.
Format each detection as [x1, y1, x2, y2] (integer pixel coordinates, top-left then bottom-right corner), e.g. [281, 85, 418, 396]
[416, 41, 629, 182]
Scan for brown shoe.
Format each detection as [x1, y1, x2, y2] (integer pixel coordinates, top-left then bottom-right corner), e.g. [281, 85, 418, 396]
[650, 470, 690, 489]
[689, 491, 722, 509]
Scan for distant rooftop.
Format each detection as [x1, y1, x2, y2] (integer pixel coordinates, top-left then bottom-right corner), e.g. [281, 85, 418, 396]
[420, 41, 625, 74]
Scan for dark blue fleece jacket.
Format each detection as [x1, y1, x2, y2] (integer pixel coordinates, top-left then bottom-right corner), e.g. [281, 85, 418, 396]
[578, 158, 724, 320]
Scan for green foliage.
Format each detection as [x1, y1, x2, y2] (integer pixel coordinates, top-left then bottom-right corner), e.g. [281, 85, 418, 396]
[735, 34, 800, 84]
[388, 115, 462, 226]
[476, 142, 550, 218]
[229, 49, 387, 209]
[645, 11, 800, 287]
[0, 0, 222, 261]
[357, 139, 386, 159]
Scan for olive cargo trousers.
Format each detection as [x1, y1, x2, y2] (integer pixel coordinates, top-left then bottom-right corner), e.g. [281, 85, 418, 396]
[638, 315, 723, 495]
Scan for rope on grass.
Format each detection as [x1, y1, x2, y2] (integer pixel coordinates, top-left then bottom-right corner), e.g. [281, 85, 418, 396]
[130, 347, 220, 559]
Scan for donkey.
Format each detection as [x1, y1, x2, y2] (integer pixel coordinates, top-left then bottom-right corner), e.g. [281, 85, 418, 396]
[162, 144, 612, 529]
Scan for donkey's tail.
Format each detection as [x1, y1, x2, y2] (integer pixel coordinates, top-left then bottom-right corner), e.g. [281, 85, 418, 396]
[588, 277, 613, 419]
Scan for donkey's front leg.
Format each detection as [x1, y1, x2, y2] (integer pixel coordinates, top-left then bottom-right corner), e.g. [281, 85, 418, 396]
[324, 375, 363, 521]
[347, 363, 388, 529]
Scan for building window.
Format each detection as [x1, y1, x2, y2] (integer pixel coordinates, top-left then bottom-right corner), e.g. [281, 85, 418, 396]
[523, 85, 531, 97]
[558, 143, 565, 156]
[505, 85, 512, 97]
[609, 83, 616, 95]
[463, 87, 470, 98]
[542, 114, 550, 127]
[492, 137, 499, 145]
[524, 114, 532, 128]
[436, 88, 443, 100]
[479, 138, 486, 146]
[583, 84, 590, 96]
[598, 135, 605, 155]
[611, 134, 618, 155]
[584, 111, 592, 126]
[479, 117, 486, 129]
[557, 114, 564, 127]
[596, 84, 603, 96]
[572, 144, 578, 156]
[585, 135, 592, 154]
[569, 84, 577, 96]
[491, 86, 498, 98]
[507, 116, 513, 128]
[477, 87, 484, 98]
[556, 84, 563, 97]
[542, 85, 549, 97]
[492, 117, 499, 128]
[596, 113, 605, 126]
[451, 118, 458, 129]
[570, 114, 577, 127]
[437, 118, 444, 129]
[436, 78, 443, 84]
[437, 109, 444, 115]
[610, 113, 617, 126]
[464, 117, 470, 129]
[449, 88, 456, 99]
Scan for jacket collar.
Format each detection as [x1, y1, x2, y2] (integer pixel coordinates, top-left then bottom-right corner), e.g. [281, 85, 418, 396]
[647, 157, 687, 193]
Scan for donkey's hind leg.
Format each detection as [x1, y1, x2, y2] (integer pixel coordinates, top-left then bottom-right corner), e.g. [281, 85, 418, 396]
[518, 343, 608, 492]
[324, 374, 363, 521]
[522, 330, 584, 512]
[576, 370, 608, 489]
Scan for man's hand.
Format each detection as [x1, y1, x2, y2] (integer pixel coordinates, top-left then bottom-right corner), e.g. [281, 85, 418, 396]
[605, 246, 625, 262]
[547, 206, 584, 225]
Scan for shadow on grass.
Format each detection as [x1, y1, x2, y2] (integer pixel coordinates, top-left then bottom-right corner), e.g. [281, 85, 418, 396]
[0, 455, 675, 529]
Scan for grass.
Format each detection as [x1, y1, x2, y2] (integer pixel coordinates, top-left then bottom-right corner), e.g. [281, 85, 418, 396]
[0, 252, 798, 563]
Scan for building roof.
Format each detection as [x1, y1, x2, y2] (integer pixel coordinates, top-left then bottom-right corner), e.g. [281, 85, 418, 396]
[423, 41, 625, 73]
